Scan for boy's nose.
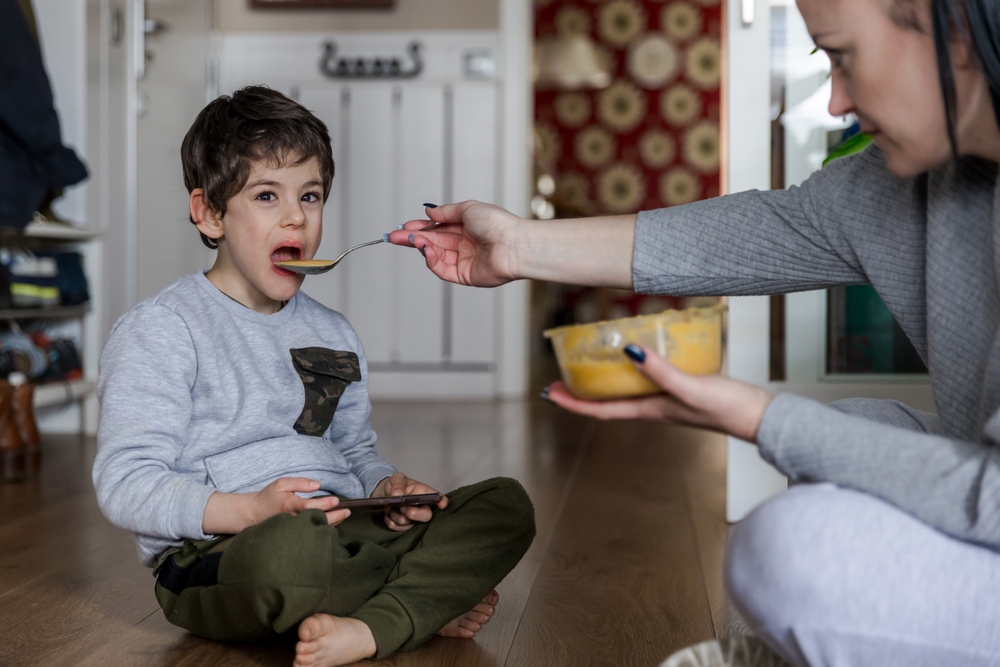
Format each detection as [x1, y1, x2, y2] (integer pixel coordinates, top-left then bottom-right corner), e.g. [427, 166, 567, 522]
[282, 204, 307, 228]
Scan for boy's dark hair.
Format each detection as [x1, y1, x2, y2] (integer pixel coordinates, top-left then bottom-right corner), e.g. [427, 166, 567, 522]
[181, 86, 335, 249]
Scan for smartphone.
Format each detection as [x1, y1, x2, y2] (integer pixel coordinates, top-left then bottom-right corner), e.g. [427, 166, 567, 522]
[336, 492, 443, 510]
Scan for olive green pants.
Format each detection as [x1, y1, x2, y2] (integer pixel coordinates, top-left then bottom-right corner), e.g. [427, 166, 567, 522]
[153, 477, 534, 659]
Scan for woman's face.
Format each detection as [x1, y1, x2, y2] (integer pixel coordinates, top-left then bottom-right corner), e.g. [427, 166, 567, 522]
[797, 0, 952, 177]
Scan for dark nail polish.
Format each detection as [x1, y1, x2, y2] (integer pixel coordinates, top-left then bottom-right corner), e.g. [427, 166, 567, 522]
[423, 202, 438, 209]
[623, 344, 646, 363]
[420, 246, 426, 257]
[408, 233, 415, 245]
[540, 388, 554, 404]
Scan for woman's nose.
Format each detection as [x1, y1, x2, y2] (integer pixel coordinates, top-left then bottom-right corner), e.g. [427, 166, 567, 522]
[827, 71, 855, 119]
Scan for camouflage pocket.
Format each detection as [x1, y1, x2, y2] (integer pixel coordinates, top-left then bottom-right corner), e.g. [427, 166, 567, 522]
[289, 348, 362, 437]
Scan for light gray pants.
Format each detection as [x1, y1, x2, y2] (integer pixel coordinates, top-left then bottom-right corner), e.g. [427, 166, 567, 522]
[725, 483, 1000, 667]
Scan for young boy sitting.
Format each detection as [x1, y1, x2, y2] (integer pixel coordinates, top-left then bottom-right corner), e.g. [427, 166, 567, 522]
[92, 86, 535, 667]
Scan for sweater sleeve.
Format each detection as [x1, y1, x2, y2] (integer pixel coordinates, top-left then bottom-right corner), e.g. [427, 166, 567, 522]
[326, 328, 396, 497]
[92, 305, 215, 542]
[632, 146, 917, 296]
[758, 394, 1000, 551]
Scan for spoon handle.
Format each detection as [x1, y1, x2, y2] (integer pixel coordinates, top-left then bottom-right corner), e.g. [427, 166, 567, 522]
[333, 238, 385, 265]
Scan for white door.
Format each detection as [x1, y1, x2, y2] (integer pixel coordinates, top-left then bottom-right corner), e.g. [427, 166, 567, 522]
[295, 74, 498, 397]
[135, 0, 214, 302]
[724, 0, 933, 521]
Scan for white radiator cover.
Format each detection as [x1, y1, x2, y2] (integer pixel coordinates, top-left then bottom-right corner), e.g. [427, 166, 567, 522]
[216, 31, 524, 399]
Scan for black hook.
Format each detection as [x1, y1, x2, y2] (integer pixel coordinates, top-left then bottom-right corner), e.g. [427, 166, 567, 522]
[319, 41, 424, 80]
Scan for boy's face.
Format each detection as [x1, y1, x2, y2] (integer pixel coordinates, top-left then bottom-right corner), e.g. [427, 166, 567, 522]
[205, 156, 324, 312]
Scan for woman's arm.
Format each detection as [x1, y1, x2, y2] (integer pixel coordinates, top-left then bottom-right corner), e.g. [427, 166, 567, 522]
[389, 202, 637, 289]
[550, 344, 1000, 551]
[759, 394, 1000, 551]
[390, 147, 911, 296]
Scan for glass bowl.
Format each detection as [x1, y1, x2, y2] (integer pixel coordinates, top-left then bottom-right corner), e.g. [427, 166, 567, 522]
[543, 304, 726, 400]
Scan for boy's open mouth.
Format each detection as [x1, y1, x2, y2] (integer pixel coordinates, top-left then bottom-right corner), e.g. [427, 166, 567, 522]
[271, 246, 302, 263]
[271, 245, 303, 275]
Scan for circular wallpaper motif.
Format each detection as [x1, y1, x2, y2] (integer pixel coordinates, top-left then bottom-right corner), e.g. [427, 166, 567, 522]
[575, 125, 617, 169]
[686, 37, 721, 90]
[660, 84, 702, 126]
[554, 92, 592, 128]
[534, 122, 562, 171]
[683, 121, 720, 173]
[556, 6, 592, 35]
[639, 129, 676, 168]
[660, 167, 702, 205]
[598, 80, 647, 133]
[599, 163, 647, 213]
[597, 0, 646, 47]
[627, 34, 680, 89]
[556, 172, 591, 209]
[662, 3, 702, 42]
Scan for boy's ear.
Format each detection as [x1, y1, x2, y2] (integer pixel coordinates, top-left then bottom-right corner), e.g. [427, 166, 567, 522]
[190, 189, 224, 243]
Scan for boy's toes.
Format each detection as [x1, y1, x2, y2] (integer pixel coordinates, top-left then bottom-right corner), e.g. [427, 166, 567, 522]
[472, 602, 495, 618]
[293, 650, 318, 667]
[298, 615, 322, 642]
[437, 623, 476, 639]
[459, 619, 483, 633]
[485, 590, 499, 606]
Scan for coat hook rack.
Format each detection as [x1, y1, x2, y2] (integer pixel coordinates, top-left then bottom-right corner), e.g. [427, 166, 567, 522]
[319, 41, 423, 80]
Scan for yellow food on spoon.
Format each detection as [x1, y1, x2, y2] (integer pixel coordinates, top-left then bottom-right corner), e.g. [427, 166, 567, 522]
[275, 260, 331, 267]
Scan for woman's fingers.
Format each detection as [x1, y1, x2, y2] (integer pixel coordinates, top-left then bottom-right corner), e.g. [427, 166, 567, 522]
[546, 381, 670, 421]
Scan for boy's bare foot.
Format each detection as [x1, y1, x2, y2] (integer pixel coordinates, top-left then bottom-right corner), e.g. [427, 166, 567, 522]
[436, 590, 500, 639]
[294, 614, 377, 667]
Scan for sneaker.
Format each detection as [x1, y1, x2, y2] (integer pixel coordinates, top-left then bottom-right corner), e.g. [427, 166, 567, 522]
[661, 636, 791, 667]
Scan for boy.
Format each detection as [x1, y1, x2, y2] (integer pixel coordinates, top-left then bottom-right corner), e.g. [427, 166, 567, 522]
[92, 86, 535, 667]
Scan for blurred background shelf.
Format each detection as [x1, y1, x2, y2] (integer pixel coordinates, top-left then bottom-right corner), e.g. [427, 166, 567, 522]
[0, 304, 90, 321]
[21, 220, 101, 242]
[34, 379, 96, 410]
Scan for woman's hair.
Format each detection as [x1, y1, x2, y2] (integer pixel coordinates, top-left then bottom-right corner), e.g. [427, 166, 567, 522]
[930, 0, 1000, 152]
[180, 86, 335, 249]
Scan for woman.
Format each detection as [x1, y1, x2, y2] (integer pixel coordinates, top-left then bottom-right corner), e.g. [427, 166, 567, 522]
[389, 0, 1000, 664]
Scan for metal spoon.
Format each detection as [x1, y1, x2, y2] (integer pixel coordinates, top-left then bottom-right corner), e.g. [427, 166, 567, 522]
[275, 237, 387, 275]
[276, 223, 442, 275]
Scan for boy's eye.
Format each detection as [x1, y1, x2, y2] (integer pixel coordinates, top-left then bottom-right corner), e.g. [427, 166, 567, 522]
[302, 192, 321, 203]
[256, 191, 276, 202]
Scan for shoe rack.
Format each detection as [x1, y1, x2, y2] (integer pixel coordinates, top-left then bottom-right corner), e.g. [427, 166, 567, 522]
[2, 221, 99, 414]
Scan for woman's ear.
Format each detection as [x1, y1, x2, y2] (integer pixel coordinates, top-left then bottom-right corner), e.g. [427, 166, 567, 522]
[190, 189, 224, 242]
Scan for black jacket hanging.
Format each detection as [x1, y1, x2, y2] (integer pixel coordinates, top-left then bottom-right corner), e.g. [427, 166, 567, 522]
[0, 0, 88, 229]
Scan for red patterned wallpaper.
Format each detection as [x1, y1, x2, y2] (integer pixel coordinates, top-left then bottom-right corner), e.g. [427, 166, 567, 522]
[534, 0, 722, 216]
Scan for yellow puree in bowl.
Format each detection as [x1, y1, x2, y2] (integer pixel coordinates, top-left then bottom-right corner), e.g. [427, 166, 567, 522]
[561, 317, 721, 400]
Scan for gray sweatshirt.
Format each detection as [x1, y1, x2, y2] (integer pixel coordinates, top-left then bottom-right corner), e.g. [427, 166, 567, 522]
[634, 146, 1000, 550]
[93, 272, 396, 566]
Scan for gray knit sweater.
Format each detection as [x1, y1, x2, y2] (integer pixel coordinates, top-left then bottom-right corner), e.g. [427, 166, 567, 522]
[634, 146, 1000, 550]
[93, 272, 396, 566]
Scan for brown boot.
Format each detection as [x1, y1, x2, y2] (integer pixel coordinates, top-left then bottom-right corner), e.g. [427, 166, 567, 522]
[11, 379, 40, 475]
[0, 381, 25, 483]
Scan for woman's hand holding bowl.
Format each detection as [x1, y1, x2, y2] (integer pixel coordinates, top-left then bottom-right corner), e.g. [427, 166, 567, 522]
[545, 344, 773, 443]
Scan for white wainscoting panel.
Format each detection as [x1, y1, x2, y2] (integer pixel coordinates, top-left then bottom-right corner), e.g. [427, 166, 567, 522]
[217, 31, 510, 397]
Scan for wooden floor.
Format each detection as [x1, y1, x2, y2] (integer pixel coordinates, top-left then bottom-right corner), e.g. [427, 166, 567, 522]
[0, 402, 747, 667]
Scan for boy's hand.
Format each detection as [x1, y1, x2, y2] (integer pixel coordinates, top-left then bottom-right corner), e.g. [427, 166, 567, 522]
[371, 472, 448, 532]
[203, 477, 350, 535]
[253, 477, 351, 526]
